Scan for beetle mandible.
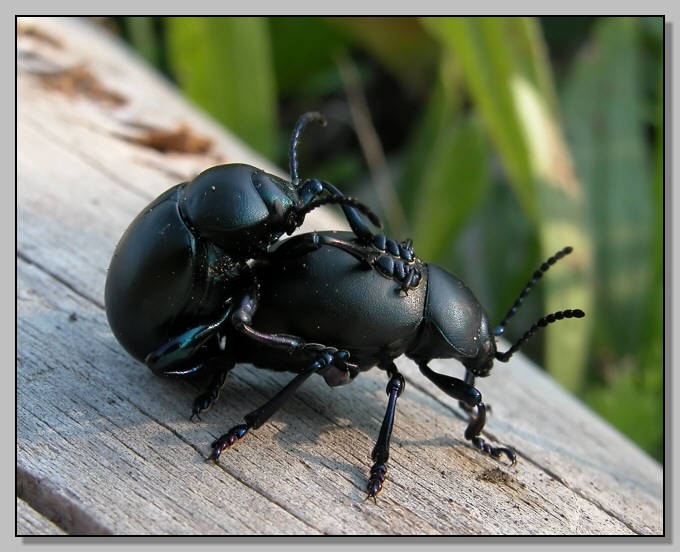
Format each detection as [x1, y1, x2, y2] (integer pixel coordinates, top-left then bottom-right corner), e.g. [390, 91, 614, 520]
[197, 230, 584, 499]
[105, 113, 380, 401]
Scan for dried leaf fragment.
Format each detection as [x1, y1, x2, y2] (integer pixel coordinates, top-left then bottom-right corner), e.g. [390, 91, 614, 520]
[37, 64, 127, 106]
[131, 123, 213, 154]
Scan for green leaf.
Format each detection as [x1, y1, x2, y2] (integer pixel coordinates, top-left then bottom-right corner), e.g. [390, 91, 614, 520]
[325, 17, 437, 96]
[124, 17, 162, 68]
[562, 17, 654, 359]
[165, 17, 277, 157]
[409, 114, 488, 261]
[421, 17, 535, 217]
[268, 17, 351, 97]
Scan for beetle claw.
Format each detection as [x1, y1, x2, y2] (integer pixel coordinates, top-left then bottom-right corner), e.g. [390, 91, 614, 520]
[470, 436, 517, 465]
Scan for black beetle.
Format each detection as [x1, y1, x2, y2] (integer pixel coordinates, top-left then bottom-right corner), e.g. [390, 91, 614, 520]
[198, 230, 584, 499]
[105, 113, 380, 394]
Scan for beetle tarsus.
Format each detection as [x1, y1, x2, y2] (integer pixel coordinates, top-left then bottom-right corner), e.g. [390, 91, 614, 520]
[470, 437, 517, 465]
[308, 232, 422, 294]
[464, 402, 516, 464]
[365, 463, 388, 502]
[209, 424, 250, 461]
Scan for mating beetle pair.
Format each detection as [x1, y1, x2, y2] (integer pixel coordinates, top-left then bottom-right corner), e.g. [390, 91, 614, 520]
[105, 112, 380, 375]
[105, 113, 584, 500]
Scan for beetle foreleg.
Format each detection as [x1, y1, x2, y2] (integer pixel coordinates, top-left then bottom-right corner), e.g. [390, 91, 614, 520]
[208, 348, 348, 462]
[419, 363, 516, 465]
[458, 368, 476, 413]
[366, 362, 405, 502]
[303, 179, 378, 242]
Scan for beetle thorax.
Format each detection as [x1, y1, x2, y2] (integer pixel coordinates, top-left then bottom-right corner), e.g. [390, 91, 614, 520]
[407, 264, 496, 377]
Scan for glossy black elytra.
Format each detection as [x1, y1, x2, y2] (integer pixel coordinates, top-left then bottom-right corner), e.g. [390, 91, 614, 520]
[105, 113, 380, 381]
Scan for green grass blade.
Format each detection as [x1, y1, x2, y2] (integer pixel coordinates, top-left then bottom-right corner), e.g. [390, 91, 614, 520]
[562, 17, 654, 358]
[422, 17, 535, 216]
[165, 17, 277, 157]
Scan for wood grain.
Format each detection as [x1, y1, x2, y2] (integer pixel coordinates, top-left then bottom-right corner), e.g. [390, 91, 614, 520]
[16, 17, 663, 536]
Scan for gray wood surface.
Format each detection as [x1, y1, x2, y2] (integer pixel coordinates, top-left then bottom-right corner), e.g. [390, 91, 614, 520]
[16, 17, 663, 536]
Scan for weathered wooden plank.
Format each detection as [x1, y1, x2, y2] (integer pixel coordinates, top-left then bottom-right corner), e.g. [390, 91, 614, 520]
[17, 498, 67, 536]
[16, 17, 663, 536]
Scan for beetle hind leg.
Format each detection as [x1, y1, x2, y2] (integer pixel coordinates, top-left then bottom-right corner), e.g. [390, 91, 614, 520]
[208, 348, 349, 462]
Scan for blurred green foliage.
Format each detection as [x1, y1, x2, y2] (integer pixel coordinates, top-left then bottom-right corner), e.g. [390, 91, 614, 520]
[111, 16, 664, 462]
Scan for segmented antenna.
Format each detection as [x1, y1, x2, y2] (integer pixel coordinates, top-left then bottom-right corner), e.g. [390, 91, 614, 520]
[494, 246, 573, 336]
[296, 195, 382, 227]
[290, 112, 327, 187]
[492, 246, 585, 363]
[495, 309, 585, 363]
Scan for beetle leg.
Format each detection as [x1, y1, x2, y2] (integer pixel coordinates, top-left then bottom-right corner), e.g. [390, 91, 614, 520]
[300, 178, 378, 243]
[145, 310, 233, 376]
[313, 233, 422, 294]
[458, 369, 476, 414]
[397, 266, 420, 295]
[313, 233, 382, 266]
[230, 282, 303, 351]
[366, 362, 405, 502]
[231, 287, 353, 366]
[263, 231, 326, 260]
[419, 363, 516, 465]
[190, 357, 235, 421]
[270, 231, 381, 268]
[457, 370, 493, 416]
[208, 348, 348, 461]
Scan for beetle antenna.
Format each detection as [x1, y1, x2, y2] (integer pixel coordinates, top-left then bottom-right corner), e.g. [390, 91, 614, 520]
[290, 112, 327, 187]
[296, 195, 382, 227]
[495, 309, 585, 363]
[494, 246, 573, 336]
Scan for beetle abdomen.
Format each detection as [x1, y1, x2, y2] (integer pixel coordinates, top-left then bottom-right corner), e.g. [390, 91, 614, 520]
[250, 231, 426, 365]
[105, 187, 197, 362]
